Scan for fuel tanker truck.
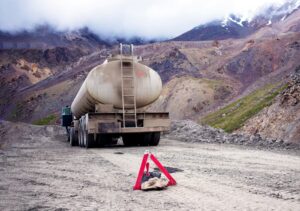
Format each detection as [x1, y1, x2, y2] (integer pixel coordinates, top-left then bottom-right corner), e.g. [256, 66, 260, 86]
[61, 44, 170, 148]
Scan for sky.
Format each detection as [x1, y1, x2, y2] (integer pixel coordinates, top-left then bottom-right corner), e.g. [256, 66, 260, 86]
[0, 0, 293, 39]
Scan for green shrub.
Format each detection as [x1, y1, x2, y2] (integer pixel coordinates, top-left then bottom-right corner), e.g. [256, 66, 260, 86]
[33, 114, 57, 125]
[201, 83, 287, 132]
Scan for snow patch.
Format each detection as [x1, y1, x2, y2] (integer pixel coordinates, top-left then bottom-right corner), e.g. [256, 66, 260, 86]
[221, 17, 228, 27]
[228, 16, 244, 27]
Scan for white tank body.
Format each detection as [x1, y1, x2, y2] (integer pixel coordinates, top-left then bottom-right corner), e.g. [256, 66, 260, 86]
[71, 57, 162, 118]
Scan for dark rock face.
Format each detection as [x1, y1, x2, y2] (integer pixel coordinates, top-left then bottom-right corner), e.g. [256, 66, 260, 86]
[43, 47, 85, 66]
[226, 49, 274, 87]
[280, 66, 300, 106]
[149, 48, 200, 82]
[214, 85, 232, 101]
[226, 37, 300, 89]
[0, 47, 87, 68]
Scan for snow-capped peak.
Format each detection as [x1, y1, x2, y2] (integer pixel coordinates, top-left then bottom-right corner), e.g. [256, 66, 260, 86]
[221, 0, 300, 28]
[262, 0, 300, 20]
[221, 14, 250, 27]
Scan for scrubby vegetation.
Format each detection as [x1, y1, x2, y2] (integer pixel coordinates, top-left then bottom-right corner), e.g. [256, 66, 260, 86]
[201, 83, 287, 132]
[33, 114, 57, 125]
[9, 102, 24, 120]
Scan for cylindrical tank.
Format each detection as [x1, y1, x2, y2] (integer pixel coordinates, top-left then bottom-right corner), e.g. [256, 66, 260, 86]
[71, 56, 162, 118]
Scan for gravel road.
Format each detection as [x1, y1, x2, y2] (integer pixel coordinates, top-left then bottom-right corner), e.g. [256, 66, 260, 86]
[0, 121, 300, 210]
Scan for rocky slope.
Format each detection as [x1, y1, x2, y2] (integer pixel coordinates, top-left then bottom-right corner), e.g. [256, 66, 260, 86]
[141, 15, 300, 119]
[0, 4, 299, 136]
[0, 26, 113, 123]
[167, 120, 300, 149]
[239, 67, 300, 143]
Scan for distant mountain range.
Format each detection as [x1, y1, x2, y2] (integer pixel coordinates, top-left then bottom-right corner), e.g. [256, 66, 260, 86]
[0, 26, 106, 50]
[173, 0, 300, 41]
[1, 1, 299, 47]
[0, 26, 159, 51]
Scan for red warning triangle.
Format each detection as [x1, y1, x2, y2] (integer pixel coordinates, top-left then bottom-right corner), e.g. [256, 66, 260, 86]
[133, 151, 176, 190]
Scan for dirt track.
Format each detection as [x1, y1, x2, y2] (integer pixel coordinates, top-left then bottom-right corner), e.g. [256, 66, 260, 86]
[0, 122, 300, 210]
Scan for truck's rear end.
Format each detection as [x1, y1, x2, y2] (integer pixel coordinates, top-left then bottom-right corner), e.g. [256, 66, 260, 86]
[62, 44, 170, 148]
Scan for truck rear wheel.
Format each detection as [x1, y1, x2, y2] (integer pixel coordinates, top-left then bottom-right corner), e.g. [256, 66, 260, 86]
[78, 121, 82, 147]
[70, 127, 78, 146]
[67, 129, 70, 142]
[79, 116, 93, 149]
[96, 134, 114, 147]
[78, 118, 85, 147]
[79, 132, 83, 147]
[140, 133, 151, 146]
[84, 131, 94, 149]
[149, 132, 160, 146]
[78, 122, 82, 147]
[82, 130, 87, 148]
[122, 134, 139, 146]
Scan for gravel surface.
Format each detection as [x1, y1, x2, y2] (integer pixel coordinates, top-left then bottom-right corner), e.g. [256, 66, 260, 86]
[0, 121, 300, 210]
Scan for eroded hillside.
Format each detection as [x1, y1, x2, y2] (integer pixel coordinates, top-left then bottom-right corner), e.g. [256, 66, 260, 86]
[0, 8, 299, 131]
[239, 68, 300, 143]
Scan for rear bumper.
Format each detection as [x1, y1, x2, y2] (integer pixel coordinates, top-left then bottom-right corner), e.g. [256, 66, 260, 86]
[85, 112, 170, 134]
[121, 126, 169, 133]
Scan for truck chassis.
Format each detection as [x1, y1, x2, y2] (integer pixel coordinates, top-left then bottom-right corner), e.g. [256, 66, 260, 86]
[69, 111, 170, 148]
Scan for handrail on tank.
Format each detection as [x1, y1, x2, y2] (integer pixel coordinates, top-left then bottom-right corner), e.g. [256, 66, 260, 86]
[120, 43, 134, 56]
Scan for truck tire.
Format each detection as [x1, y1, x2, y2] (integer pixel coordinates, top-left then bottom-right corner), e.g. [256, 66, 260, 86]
[96, 134, 103, 147]
[78, 121, 81, 147]
[68, 128, 72, 145]
[79, 129, 82, 147]
[78, 122, 81, 147]
[96, 134, 112, 147]
[79, 119, 84, 147]
[70, 127, 78, 146]
[122, 134, 139, 146]
[74, 130, 79, 146]
[81, 116, 89, 148]
[82, 130, 86, 147]
[67, 129, 70, 142]
[85, 131, 94, 149]
[140, 133, 151, 146]
[149, 132, 160, 146]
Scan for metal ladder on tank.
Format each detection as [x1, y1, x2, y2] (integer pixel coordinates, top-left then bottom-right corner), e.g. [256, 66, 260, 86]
[120, 43, 137, 127]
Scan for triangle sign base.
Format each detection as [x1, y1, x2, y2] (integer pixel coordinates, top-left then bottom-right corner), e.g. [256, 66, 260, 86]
[133, 151, 176, 190]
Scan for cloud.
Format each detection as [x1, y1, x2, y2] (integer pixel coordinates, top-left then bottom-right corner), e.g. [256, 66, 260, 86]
[0, 0, 292, 39]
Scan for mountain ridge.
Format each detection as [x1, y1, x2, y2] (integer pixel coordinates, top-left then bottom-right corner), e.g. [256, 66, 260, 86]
[173, 0, 300, 41]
